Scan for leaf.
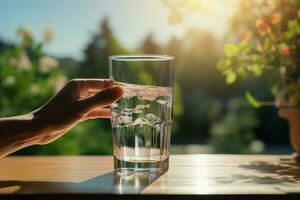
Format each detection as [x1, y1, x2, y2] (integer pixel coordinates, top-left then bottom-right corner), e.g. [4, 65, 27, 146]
[288, 20, 300, 34]
[225, 43, 238, 57]
[225, 70, 237, 84]
[237, 66, 248, 78]
[263, 37, 271, 50]
[251, 64, 262, 76]
[245, 91, 260, 108]
[238, 41, 249, 50]
[217, 59, 231, 71]
[271, 85, 278, 95]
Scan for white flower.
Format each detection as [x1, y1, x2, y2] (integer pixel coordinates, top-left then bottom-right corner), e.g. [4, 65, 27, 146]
[250, 140, 265, 153]
[30, 84, 39, 95]
[43, 26, 54, 44]
[16, 26, 33, 41]
[39, 56, 58, 74]
[280, 66, 286, 77]
[2, 76, 16, 86]
[19, 53, 32, 71]
[10, 53, 32, 71]
[51, 75, 68, 93]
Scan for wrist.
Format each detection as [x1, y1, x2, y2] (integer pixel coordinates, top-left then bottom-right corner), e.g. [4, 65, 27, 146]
[24, 112, 48, 145]
[0, 113, 38, 156]
[10, 113, 38, 145]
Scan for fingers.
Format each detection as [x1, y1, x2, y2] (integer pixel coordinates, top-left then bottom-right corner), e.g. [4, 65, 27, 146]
[79, 79, 113, 92]
[79, 85, 123, 111]
[66, 79, 114, 99]
[83, 108, 112, 120]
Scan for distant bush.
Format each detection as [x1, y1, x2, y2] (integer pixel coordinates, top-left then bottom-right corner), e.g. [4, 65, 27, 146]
[0, 26, 67, 117]
[209, 98, 264, 154]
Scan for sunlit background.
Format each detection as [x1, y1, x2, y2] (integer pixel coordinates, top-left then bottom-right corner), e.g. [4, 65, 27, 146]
[0, 0, 296, 155]
[0, 0, 238, 59]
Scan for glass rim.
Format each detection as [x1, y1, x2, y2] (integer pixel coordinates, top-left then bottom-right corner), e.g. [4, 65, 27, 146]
[109, 54, 174, 62]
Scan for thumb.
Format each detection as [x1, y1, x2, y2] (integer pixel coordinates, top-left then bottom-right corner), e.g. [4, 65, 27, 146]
[79, 85, 123, 111]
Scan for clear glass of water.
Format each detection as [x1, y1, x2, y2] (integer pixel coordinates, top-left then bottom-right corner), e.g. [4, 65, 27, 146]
[109, 54, 174, 173]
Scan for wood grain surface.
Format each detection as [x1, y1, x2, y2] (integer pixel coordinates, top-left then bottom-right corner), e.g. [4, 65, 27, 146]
[0, 155, 300, 199]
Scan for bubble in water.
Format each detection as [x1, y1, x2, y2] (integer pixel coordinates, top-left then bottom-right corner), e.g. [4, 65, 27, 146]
[120, 82, 172, 101]
[166, 102, 172, 108]
[123, 108, 133, 113]
[156, 100, 167, 104]
[145, 114, 161, 124]
[111, 117, 119, 126]
[112, 111, 119, 117]
[132, 104, 149, 114]
[120, 116, 132, 125]
[135, 104, 150, 109]
[132, 109, 143, 114]
[132, 118, 151, 126]
[111, 103, 118, 108]
[120, 110, 132, 125]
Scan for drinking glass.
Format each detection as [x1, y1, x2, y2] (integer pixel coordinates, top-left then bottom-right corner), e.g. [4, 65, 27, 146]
[109, 54, 174, 173]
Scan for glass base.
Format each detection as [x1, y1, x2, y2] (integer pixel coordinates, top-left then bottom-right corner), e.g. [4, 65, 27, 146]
[114, 155, 169, 174]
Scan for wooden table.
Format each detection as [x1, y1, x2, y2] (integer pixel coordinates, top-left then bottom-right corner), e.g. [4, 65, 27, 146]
[0, 155, 300, 199]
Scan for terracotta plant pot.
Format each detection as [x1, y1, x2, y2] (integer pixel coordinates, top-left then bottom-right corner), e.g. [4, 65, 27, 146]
[279, 108, 300, 159]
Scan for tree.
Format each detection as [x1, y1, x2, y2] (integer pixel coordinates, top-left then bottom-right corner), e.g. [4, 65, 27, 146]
[165, 36, 182, 60]
[80, 17, 127, 78]
[139, 33, 161, 54]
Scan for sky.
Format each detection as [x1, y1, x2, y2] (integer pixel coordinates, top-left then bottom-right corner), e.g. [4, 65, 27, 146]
[0, 0, 238, 60]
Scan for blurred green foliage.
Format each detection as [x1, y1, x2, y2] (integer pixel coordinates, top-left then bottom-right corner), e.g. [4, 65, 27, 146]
[218, 0, 300, 107]
[80, 18, 127, 78]
[209, 98, 264, 154]
[0, 27, 67, 117]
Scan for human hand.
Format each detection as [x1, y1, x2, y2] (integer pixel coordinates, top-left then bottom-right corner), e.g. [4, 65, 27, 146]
[29, 79, 123, 145]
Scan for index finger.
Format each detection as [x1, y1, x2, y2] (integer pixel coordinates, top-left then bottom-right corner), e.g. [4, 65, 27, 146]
[78, 79, 114, 92]
[79, 79, 114, 92]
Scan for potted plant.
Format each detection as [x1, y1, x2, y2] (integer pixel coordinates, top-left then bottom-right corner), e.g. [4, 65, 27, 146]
[218, 3, 300, 158]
